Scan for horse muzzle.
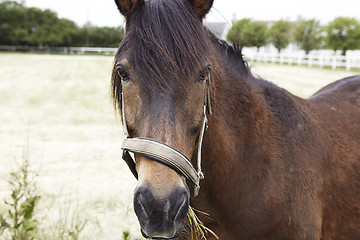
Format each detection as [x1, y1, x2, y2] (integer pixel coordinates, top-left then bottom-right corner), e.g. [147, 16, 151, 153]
[134, 186, 189, 239]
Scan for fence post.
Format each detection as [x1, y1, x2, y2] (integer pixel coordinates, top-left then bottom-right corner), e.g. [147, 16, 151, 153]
[308, 55, 312, 67]
[346, 55, 351, 71]
[297, 54, 302, 66]
[319, 55, 323, 68]
[332, 55, 337, 70]
[288, 54, 292, 66]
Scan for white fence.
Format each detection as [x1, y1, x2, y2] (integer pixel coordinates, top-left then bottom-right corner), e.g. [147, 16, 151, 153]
[244, 51, 360, 71]
[68, 47, 118, 55]
[0, 45, 118, 55]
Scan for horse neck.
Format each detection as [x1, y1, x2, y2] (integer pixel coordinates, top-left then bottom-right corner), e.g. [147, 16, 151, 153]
[196, 67, 309, 200]
[196, 67, 279, 196]
[204, 71, 263, 168]
[189, 69, 271, 228]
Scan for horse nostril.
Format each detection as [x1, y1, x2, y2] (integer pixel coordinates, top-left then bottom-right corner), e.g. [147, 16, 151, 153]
[134, 187, 153, 220]
[170, 188, 190, 222]
[139, 193, 150, 217]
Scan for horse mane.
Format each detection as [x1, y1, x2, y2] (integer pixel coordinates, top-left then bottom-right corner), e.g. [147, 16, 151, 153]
[214, 38, 251, 77]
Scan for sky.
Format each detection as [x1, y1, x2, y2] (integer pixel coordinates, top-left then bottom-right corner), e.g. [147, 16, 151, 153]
[24, 0, 360, 27]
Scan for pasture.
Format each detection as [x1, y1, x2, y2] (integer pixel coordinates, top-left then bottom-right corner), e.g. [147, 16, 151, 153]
[0, 53, 358, 239]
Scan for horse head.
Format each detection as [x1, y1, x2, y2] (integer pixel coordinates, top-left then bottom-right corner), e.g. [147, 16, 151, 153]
[112, 0, 214, 238]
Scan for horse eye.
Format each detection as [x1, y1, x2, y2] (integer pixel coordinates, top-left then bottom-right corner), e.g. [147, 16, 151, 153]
[117, 67, 130, 82]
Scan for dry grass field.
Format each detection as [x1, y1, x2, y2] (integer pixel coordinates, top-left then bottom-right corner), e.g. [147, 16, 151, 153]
[0, 53, 358, 239]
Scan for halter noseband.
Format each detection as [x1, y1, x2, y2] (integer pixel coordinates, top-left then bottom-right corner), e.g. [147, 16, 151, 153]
[121, 77, 212, 197]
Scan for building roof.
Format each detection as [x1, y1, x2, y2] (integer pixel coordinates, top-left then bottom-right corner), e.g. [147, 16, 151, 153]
[204, 22, 230, 40]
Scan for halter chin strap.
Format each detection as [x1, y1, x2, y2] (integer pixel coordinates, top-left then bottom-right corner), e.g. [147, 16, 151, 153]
[121, 77, 211, 197]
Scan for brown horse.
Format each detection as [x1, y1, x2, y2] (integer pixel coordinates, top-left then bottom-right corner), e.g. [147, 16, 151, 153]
[111, 0, 360, 239]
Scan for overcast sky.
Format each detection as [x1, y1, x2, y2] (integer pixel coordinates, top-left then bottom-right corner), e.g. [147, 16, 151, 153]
[25, 0, 360, 27]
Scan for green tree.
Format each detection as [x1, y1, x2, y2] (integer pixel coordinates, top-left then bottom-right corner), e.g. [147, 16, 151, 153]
[72, 25, 124, 47]
[0, 1, 79, 46]
[26, 8, 78, 46]
[269, 20, 292, 53]
[0, 1, 28, 45]
[58, 18, 80, 46]
[227, 19, 268, 51]
[243, 21, 268, 51]
[294, 18, 323, 54]
[87, 26, 124, 47]
[226, 18, 251, 50]
[0, 1, 124, 47]
[325, 17, 360, 55]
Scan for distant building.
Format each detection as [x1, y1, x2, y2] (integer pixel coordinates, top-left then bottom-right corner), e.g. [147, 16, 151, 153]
[204, 22, 231, 40]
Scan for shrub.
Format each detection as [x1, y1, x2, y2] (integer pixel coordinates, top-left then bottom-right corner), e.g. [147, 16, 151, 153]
[0, 146, 40, 240]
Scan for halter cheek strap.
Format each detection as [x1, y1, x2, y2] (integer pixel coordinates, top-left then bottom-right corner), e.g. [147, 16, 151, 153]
[121, 78, 211, 197]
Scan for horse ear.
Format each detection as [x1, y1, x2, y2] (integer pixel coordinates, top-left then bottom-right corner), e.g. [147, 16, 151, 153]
[115, 0, 142, 18]
[188, 0, 214, 19]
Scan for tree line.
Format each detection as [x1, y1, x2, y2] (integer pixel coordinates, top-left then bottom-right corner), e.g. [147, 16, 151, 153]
[2, 0, 360, 54]
[0, 1, 124, 47]
[227, 17, 360, 55]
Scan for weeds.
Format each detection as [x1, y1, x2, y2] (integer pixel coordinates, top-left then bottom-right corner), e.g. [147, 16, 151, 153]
[0, 142, 87, 240]
[0, 144, 40, 240]
[38, 186, 88, 240]
[122, 231, 130, 240]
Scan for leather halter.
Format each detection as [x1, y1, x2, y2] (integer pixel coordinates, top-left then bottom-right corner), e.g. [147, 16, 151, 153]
[121, 77, 212, 197]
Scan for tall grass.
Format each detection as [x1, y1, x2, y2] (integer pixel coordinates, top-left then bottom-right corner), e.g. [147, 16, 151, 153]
[0, 142, 88, 240]
[0, 142, 40, 240]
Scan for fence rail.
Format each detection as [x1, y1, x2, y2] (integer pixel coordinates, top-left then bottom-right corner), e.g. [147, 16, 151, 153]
[68, 47, 118, 55]
[0, 45, 118, 55]
[244, 51, 360, 71]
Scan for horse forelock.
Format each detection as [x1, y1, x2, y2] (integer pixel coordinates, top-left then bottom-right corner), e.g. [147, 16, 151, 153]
[115, 0, 212, 91]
